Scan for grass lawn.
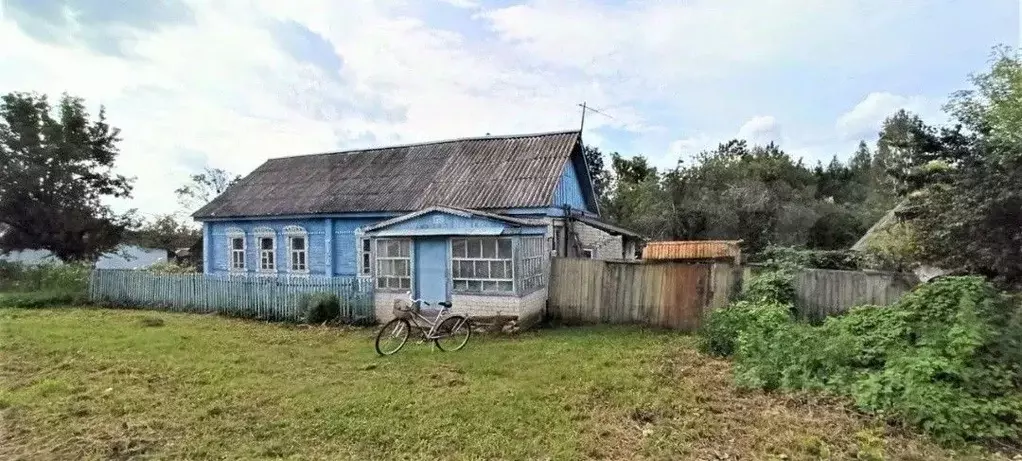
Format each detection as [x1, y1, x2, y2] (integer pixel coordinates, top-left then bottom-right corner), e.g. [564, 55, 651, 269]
[0, 308, 1007, 460]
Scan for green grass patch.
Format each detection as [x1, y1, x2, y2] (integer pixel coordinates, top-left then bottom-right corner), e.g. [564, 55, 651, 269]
[1, 308, 1006, 460]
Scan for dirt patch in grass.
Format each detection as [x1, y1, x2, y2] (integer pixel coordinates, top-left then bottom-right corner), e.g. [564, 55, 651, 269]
[0, 308, 1012, 460]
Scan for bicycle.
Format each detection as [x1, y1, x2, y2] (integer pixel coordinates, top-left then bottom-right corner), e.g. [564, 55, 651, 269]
[375, 292, 472, 356]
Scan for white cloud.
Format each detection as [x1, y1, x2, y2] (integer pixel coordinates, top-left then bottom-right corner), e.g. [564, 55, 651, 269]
[736, 115, 782, 145]
[836, 92, 942, 140]
[0, 0, 986, 220]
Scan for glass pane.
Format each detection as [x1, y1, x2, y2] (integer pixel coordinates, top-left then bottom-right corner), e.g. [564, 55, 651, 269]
[362, 239, 371, 251]
[386, 277, 397, 289]
[482, 281, 498, 292]
[260, 238, 273, 250]
[459, 260, 474, 278]
[491, 260, 505, 278]
[299, 252, 306, 265]
[398, 240, 410, 257]
[266, 252, 274, 265]
[377, 278, 387, 288]
[452, 239, 466, 258]
[452, 260, 461, 277]
[498, 281, 513, 292]
[292, 237, 305, 250]
[362, 254, 371, 274]
[467, 280, 481, 291]
[454, 280, 468, 290]
[498, 239, 512, 258]
[482, 239, 496, 258]
[399, 277, 410, 289]
[232, 238, 244, 250]
[475, 261, 489, 278]
[505, 261, 513, 278]
[396, 259, 409, 276]
[467, 238, 481, 258]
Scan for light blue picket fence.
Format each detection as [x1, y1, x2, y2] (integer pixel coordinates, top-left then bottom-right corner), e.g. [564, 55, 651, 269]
[89, 270, 375, 324]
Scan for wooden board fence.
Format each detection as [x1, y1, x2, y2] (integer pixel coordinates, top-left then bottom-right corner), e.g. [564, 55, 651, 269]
[548, 258, 712, 331]
[548, 258, 919, 329]
[89, 270, 375, 323]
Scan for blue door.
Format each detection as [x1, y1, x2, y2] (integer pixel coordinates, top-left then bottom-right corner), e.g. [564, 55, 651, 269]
[414, 237, 449, 303]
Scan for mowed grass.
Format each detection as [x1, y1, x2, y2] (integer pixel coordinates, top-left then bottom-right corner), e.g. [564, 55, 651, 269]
[0, 308, 1005, 460]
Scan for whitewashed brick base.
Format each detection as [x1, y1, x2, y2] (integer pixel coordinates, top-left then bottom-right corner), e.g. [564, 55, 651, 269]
[374, 289, 548, 324]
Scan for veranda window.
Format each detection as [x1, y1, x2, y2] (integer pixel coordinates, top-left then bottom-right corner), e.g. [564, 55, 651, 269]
[376, 239, 411, 289]
[452, 237, 513, 293]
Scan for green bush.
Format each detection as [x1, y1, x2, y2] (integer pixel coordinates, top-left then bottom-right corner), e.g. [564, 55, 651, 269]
[301, 293, 340, 324]
[757, 245, 865, 271]
[741, 268, 797, 305]
[0, 290, 88, 308]
[0, 261, 89, 294]
[146, 261, 196, 274]
[702, 274, 1022, 445]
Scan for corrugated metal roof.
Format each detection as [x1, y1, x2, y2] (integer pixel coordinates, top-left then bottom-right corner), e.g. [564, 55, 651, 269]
[642, 240, 742, 261]
[193, 131, 582, 219]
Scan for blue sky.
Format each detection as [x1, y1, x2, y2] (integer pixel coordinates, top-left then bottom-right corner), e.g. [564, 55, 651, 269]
[0, 0, 1016, 216]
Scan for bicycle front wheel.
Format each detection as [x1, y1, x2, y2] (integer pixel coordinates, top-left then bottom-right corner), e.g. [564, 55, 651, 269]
[434, 315, 471, 352]
[375, 318, 410, 356]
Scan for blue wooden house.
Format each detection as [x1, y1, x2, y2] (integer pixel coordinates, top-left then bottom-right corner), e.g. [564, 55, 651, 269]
[192, 130, 641, 323]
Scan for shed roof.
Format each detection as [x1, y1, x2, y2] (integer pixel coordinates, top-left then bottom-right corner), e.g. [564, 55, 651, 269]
[193, 130, 584, 219]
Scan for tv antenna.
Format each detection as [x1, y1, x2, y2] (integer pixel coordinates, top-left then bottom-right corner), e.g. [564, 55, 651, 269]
[578, 102, 616, 132]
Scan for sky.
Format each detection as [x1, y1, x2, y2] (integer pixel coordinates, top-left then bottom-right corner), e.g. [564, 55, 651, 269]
[0, 0, 1016, 219]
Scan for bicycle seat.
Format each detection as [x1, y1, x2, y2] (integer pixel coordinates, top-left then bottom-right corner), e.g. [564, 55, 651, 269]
[438, 301, 452, 308]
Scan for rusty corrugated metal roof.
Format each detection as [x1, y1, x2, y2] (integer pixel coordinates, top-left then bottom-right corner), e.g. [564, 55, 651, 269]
[193, 131, 581, 219]
[642, 240, 742, 261]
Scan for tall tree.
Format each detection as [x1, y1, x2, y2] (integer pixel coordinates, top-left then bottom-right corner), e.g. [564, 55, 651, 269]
[175, 167, 240, 213]
[126, 214, 202, 253]
[0, 92, 135, 262]
[581, 144, 609, 199]
[897, 47, 1022, 286]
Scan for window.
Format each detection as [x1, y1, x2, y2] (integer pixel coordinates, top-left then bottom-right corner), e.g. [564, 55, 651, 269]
[519, 236, 547, 292]
[452, 237, 513, 293]
[580, 248, 594, 259]
[226, 228, 246, 271]
[253, 227, 276, 272]
[375, 239, 410, 290]
[358, 238, 372, 276]
[283, 226, 308, 273]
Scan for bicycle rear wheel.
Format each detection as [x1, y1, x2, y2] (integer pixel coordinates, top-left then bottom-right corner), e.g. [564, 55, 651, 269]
[375, 318, 410, 356]
[434, 315, 471, 352]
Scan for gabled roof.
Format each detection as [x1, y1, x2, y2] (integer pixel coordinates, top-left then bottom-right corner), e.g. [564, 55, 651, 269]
[362, 206, 546, 233]
[193, 130, 585, 219]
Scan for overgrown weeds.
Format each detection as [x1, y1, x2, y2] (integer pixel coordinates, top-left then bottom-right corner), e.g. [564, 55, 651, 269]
[701, 269, 1022, 447]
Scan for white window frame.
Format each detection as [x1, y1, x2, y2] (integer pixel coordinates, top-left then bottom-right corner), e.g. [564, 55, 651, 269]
[580, 248, 594, 259]
[357, 236, 372, 277]
[451, 237, 514, 294]
[375, 238, 411, 290]
[226, 228, 246, 272]
[253, 227, 277, 273]
[519, 236, 547, 291]
[283, 225, 308, 274]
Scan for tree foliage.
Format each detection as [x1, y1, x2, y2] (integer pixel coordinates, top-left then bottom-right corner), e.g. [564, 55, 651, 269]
[890, 47, 1022, 286]
[126, 214, 201, 253]
[175, 166, 240, 213]
[0, 92, 135, 262]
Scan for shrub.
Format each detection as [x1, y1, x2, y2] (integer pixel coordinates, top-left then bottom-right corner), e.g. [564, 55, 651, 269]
[757, 245, 865, 271]
[0, 262, 89, 294]
[741, 268, 797, 305]
[301, 293, 340, 324]
[703, 273, 1022, 445]
[146, 261, 196, 274]
[0, 290, 88, 308]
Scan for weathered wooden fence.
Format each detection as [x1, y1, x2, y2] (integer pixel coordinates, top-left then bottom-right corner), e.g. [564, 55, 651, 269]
[548, 259, 715, 330]
[89, 270, 375, 323]
[547, 258, 919, 330]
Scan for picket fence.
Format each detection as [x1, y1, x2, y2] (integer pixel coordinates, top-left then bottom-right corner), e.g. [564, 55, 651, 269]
[89, 270, 375, 323]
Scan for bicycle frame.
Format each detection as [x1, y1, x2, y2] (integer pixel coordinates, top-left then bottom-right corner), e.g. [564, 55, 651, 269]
[404, 293, 455, 340]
